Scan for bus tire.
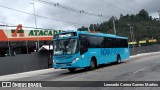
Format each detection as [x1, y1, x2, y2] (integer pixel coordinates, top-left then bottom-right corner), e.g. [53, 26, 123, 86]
[117, 55, 121, 64]
[68, 68, 76, 72]
[90, 58, 96, 70]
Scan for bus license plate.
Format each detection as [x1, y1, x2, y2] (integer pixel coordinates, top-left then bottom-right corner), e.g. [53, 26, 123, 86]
[61, 64, 66, 67]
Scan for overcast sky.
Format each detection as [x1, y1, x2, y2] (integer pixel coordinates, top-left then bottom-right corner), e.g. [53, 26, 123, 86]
[0, 0, 160, 30]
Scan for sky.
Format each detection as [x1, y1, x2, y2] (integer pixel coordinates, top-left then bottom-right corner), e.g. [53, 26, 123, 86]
[0, 0, 160, 30]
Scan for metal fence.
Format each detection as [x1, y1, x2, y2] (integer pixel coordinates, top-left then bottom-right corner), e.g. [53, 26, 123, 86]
[0, 52, 48, 76]
[130, 44, 160, 55]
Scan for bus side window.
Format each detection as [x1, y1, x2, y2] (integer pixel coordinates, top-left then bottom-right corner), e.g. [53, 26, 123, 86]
[79, 35, 88, 55]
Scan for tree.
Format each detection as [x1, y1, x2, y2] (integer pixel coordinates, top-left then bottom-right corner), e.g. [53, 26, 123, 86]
[137, 9, 150, 20]
[77, 26, 88, 31]
[120, 14, 123, 19]
[77, 9, 160, 42]
[89, 24, 94, 31]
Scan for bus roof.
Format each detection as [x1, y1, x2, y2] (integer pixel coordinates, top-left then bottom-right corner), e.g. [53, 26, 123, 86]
[54, 31, 128, 39]
[79, 31, 127, 39]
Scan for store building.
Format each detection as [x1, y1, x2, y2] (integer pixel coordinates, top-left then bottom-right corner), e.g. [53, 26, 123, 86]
[0, 24, 62, 57]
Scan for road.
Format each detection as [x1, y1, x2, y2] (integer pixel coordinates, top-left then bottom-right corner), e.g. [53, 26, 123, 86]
[1, 53, 160, 90]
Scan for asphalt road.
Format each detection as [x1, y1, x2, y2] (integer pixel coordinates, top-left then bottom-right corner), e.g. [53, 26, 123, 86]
[1, 53, 160, 90]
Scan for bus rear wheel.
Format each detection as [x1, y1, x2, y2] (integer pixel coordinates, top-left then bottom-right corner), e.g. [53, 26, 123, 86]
[90, 59, 96, 70]
[68, 68, 76, 72]
[117, 55, 121, 64]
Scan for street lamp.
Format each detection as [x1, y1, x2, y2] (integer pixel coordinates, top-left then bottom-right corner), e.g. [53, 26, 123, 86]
[30, 2, 39, 51]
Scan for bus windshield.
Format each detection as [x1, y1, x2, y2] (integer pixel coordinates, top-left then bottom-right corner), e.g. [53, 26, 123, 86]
[54, 38, 78, 55]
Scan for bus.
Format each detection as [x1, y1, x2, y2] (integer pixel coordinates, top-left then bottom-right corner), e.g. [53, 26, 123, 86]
[53, 31, 130, 72]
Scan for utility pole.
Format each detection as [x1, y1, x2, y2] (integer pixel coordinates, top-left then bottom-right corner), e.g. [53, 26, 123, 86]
[113, 17, 116, 35]
[127, 24, 134, 42]
[93, 24, 96, 32]
[31, 2, 39, 51]
[6, 25, 11, 56]
[127, 24, 135, 51]
[25, 40, 28, 54]
[131, 27, 134, 42]
[158, 10, 160, 20]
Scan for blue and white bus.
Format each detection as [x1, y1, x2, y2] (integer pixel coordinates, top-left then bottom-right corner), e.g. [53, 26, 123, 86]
[53, 31, 130, 72]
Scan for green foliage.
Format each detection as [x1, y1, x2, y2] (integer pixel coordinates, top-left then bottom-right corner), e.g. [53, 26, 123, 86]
[78, 9, 160, 41]
[77, 26, 88, 31]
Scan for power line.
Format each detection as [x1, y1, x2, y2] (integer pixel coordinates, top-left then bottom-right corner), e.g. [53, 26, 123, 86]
[129, 0, 153, 11]
[0, 20, 16, 26]
[112, 0, 139, 12]
[0, 24, 58, 30]
[0, 4, 86, 26]
[35, 0, 108, 18]
[0, 21, 58, 30]
[98, 0, 133, 14]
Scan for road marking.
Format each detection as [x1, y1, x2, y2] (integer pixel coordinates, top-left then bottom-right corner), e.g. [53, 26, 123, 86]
[133, 68, 145, 74]
[54, 73, 86, 81]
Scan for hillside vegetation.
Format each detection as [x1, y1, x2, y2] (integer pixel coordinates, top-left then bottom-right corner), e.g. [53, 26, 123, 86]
[78, 9, 160, 42]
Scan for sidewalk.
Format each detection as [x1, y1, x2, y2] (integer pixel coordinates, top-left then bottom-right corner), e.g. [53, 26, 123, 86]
[130, 52, 160, 58]
[0, 68, 63, 81]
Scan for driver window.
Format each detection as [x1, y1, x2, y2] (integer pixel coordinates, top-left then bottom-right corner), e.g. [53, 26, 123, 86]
[80, 35, 88, 49]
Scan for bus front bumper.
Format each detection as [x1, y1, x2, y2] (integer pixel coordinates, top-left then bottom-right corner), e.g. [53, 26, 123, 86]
[53, 59, 84, 69]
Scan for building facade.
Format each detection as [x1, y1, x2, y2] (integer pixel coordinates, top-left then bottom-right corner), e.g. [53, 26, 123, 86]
[0, 24, 62, 57]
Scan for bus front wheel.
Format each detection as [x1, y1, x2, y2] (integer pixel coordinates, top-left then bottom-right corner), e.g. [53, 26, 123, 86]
[90, 59, 96, 70]
[68, 68, 76, 72]
[117, 55, 121, 64]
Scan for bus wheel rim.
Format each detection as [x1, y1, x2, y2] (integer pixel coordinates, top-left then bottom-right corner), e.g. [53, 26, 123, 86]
[118, 57, 121, 63]
[91, 60, 95, 68]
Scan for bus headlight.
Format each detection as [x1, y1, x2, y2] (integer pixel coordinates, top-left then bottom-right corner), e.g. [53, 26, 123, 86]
[53, 60, 55, 64]
[72, 57, 79, 64]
